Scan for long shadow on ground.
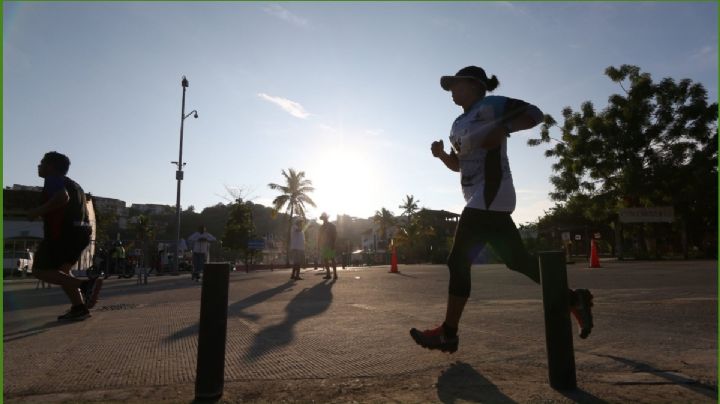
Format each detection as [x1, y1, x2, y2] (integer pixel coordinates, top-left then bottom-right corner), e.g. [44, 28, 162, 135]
[3, 274, 262, 312]
[3, 320, 77, 343]
[166, 280, 295, 341]
[244, 279, 335, 362]
[596, 354, 717, 399]
[437, 361, 517, 404]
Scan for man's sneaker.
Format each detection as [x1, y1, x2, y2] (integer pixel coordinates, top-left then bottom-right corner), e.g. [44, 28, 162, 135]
[409, 325, 459, 353]
[81, 278, 103, 309]
[57, 305, 90, 321]
[570, 289, 594, 339]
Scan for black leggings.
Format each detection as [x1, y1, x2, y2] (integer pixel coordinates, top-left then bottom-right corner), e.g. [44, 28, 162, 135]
[447, 208, 540, 297]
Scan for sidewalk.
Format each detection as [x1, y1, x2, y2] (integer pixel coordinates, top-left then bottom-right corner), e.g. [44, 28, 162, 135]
[3, 261, 717, 403]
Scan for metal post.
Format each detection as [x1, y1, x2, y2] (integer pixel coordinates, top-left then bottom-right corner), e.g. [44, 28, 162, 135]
[538, 251, 577, 390]
[174, 77, 189, 275]
[195, 262, 231, 401]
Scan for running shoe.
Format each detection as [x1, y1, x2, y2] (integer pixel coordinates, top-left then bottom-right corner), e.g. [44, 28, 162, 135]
[570, 289, 594, 339]
[57, 305, 90, 321]
[81, 278, 103, 309]
[409, 325, 459, 353]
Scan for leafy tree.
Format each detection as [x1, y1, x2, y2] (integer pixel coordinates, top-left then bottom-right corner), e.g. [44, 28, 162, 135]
[130, 214, 155, 266]
[94, 209, 119, 244]
[372, 207, 396, 250]
[133, 214, 154, 242]
[335, 214, 370, 252]
[529, 65, 717, 258]
[394, 215, 434, 263]
[222, 198, 255, 264]
[267, 168, 316, 264]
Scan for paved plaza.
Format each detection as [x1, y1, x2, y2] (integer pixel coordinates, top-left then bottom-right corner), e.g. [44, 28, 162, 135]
[3, 260, 717, 403]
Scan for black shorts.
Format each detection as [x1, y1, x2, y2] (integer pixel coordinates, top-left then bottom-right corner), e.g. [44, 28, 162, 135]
[33, 227, 91, 271]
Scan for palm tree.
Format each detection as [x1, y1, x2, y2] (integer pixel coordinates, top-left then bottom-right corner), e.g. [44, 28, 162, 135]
[372, 207, 396, 251]
[399, 195, 420, 220]
[268, 168, 316, 264]
[394, 215, 435, 264]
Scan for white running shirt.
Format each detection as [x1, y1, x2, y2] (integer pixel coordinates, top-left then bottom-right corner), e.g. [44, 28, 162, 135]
[448, 95, 543, 212]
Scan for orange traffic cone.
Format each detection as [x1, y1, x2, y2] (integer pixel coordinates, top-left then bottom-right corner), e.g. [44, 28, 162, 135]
[589, 239, 601, 268]
[389, 245, 399, 273]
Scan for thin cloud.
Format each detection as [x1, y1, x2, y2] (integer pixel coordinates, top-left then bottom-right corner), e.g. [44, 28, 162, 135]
[258, 93, 310, 119]
[364, 129, 385, 137]
[690, 45, 718, 67]
[318, 124, 338, 133]
[491, 1, 529, 15]
[262, 4, 309, 27]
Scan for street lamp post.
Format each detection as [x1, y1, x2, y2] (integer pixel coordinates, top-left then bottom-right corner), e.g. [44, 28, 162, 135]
[173, 76, 198, 274]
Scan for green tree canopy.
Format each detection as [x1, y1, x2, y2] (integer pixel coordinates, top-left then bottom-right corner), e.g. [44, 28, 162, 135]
[528, 64, 717, 251]
[222, 198, 255, 254]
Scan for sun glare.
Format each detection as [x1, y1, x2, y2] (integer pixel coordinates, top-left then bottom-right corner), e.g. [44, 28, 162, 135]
[308, 148, 379, 220]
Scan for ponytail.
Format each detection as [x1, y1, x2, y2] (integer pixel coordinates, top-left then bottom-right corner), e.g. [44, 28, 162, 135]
[485, 75, 500, 92]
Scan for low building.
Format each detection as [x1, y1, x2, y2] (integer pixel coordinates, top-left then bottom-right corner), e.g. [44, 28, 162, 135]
[130, 203, 173, 215]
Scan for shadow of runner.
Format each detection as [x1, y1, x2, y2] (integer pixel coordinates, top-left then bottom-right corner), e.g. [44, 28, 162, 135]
[391, 271, 418, 279]
[166, 280, 295, 341]
[3, 275, 263, 313]
[226, 280, 296, 321]
[596, 354, 717, 399]
[244, 279, 335, 362]
[437, 361, 517, 404]
[558, 388, 608, 404]
[3, 320, 76, 343]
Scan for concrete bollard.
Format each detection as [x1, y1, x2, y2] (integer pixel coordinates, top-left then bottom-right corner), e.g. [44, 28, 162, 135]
[195, 262, 231, 401]
[538, 251, 577, 390]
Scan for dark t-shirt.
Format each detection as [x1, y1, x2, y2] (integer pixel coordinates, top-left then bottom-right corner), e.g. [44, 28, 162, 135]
[318, 222, 337, 249]
[42, 175, 88, 240]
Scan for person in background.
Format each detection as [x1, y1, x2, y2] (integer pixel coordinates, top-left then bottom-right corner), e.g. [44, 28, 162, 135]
[187, 225, 216, 282]
[289, 217, 307, 280]
[317, 212, 338, 280]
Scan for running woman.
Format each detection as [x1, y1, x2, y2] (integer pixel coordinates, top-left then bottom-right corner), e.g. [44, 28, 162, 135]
[410, 66, 594, 353]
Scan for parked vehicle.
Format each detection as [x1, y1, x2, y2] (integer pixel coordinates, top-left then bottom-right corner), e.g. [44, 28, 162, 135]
[3, 250, 34, 277]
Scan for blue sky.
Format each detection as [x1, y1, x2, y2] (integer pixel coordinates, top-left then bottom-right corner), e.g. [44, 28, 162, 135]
[4, 2, 718, 224]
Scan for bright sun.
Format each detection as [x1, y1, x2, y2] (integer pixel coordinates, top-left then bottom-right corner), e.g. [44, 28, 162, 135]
[308, 148, 378, 220]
